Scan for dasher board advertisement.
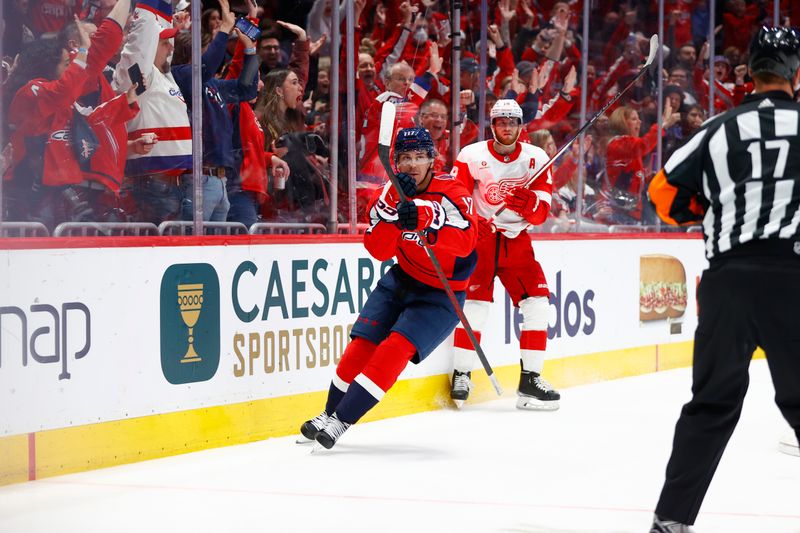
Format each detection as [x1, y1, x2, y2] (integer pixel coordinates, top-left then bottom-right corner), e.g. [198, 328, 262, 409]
[0, 236, 706, 436]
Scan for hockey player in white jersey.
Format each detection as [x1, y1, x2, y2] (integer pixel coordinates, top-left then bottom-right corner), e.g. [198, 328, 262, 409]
[449, 99, 560, 410]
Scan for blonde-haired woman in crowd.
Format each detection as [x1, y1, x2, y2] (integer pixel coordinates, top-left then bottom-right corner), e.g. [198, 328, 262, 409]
[599, 104, 678, 224]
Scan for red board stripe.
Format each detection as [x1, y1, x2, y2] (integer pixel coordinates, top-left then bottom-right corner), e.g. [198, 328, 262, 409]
[28, 433, 36, 481]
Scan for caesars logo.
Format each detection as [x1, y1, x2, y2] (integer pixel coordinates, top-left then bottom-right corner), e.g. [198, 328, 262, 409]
[160, 263, 220, 384]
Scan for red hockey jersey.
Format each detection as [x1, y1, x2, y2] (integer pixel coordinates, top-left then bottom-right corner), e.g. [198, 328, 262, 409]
[365, 174, 478, 291]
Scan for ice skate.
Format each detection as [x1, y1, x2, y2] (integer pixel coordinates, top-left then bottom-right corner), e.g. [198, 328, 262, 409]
[778, 429, 799, 457]
[314, 413, 351, 449]
[296, 411, 329, 444]
[450, 370, 472, 408]
[516, 370, 560, 411]
[649, 514, 695, 532]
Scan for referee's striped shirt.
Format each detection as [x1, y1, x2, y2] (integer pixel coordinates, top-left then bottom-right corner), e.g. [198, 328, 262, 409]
[649, 90, 800, 259]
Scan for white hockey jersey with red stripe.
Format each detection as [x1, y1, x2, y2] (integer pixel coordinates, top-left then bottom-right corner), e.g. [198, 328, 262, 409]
[451, 140, 552, 239]
[112, 1, 192, 176]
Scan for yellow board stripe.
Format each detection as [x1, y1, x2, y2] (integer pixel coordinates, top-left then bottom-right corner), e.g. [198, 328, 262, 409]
[0, 342, 766, 486]
[0, 434, 30, 485]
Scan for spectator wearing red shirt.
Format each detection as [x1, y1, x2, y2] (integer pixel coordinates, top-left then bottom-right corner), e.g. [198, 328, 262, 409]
[598, 104, 679, 224]
[722, 0, 761, 57]
[4, 0, 134, 229]
[418, 99, 478, 173]
[27, 0, 80, 36]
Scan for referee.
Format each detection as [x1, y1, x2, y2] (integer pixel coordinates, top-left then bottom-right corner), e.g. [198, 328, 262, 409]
[647, 27, 800, 532]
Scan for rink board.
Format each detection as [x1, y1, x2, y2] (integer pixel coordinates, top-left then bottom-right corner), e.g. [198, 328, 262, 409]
[1, 234, 711, 484]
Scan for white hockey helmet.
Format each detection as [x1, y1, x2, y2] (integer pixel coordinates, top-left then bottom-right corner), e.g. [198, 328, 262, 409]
[490, 99, 523, 122]
[490, 99, 523, 146]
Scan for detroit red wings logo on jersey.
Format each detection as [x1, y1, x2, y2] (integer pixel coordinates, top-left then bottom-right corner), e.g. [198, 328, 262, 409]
[484, 176, 528, 205]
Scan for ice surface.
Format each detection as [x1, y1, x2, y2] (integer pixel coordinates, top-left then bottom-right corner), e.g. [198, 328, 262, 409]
[1, 360, 797, 533]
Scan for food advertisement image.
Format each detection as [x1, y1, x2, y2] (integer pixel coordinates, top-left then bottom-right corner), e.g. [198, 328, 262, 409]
[639, 254, 688, 323]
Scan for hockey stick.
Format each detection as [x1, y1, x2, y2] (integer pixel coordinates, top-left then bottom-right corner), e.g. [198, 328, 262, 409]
[493, 34, 660, 218]
[377, 101, 503, 396]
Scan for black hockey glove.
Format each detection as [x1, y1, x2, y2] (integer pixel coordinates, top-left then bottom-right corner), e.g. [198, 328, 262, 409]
[394, 172, 417, 198]
[396, 199, 446, 231]
[396, 200, 418, 230]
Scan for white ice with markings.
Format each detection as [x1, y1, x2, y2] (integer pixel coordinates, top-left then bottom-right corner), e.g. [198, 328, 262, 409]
[1, 359, 797, 533]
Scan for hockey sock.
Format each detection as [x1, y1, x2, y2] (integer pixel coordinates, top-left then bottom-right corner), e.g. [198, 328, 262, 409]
[324, 381, 346, 416]
[453, 300, 490, 373]
[326, 337, 378, 414]
[518, 296, 549, 373]
[335, 333, 416, 424]
[336, 336, 378, 382]
[519, 330, 546, 373]
[453, 328, 481, 372]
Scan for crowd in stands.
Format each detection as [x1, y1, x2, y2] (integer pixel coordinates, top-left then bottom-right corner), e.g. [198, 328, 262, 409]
[0, 0, 796, 234]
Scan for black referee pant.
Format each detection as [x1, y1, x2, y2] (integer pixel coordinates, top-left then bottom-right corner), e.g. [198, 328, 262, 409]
[655, 256, 800, 525]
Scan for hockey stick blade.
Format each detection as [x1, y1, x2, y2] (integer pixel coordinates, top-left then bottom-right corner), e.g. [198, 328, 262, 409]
[644, 34, 659, 68]
[378, 100, 396, 149]
[377, 101, 502, 396]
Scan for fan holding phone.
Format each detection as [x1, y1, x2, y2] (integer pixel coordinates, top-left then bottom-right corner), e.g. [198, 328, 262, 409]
[234, 17, 261, 42]
[168, 0, 261, 221]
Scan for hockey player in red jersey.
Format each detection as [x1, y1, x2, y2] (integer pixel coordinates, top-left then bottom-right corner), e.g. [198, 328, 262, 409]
[450, 99, 561, 410]
[299, 127, 477, 449]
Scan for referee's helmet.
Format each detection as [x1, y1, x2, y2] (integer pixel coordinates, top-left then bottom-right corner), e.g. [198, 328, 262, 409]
[748, 26, 800, 81]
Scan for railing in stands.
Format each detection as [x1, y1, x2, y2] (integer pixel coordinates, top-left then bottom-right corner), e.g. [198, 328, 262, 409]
[0, 222, 50, 238]
[53, 222, 159, 237]
[336, 223, 370, 234]
[608, 225, 659, 233]
[249, 223, 328, 235]
[158, 221, 249, 236]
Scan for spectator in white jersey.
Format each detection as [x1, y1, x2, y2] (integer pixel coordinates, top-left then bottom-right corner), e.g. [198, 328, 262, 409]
[112, 0, 192, 225]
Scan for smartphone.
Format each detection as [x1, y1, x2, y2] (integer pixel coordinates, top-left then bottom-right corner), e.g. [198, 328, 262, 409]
[234, 17, 261, 42]
[127, 63, 147, 95]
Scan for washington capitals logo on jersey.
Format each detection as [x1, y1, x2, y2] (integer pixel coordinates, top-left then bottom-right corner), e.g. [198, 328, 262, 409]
[401, 230, 438, 247]
[80, 139, 95, 160]
[169, 87, 186, 104]
[484, 176, 528, 205]
[50, 129, 70, 141]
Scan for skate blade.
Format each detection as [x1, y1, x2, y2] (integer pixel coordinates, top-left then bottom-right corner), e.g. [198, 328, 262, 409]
[296, 435, 315, 445]
[452, 399, 465, 409]
[778, 441, 799, 457]
[516, 396, 560, 411]
[310, 442, 326, 454]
